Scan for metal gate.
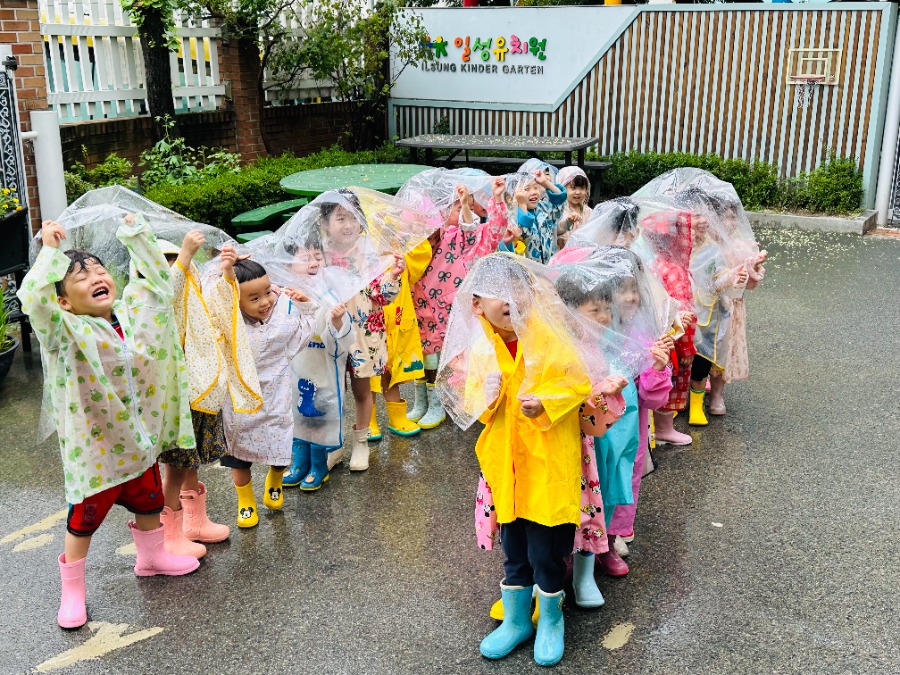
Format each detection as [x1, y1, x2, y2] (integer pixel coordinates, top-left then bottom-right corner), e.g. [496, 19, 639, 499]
[0, 65, 26, 209]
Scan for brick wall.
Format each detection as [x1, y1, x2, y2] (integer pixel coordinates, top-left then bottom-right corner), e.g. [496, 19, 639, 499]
[2, 0, 48, 232]
[261, 102, 355, 156]
[61, 111, 237, 171]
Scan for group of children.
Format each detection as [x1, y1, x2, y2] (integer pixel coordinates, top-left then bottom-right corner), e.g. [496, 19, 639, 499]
[19, 162, 766, 667]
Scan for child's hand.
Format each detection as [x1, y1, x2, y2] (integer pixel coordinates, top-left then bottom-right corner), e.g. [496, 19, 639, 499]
[330, 303, 347, 329]
[649, 343, 671, 371]
[283, 287, 310, 303]
[180, 230, 205, 258]
[455, 184, 469, 202]
[515, 186, 529, 210]
[679, 310, 697, 327]
[599, 375, 628, 396]
[733, 265, 749, 287]
[40, 220, 65, 249]
[220, 244, 238, 280]
[123, 213, 136, 226]
[390, 253, 407, 280]
[503, 225, 522, 246]
[518, 395, 545, 419]
[533, 170, 553, 189]
[655, 335, 675, 353]
[484, 372, 503, 405]
[492, 177, 506, 201]
[269, 283, 282, 297]
[568, 211, 582, 227]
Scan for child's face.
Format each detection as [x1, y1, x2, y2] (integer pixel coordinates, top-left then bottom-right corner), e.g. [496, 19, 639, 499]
[576, 298, 612, 328]
[325, 206, 363, 248]
[291, 247, 324, 276]
[473, 296, 516, 338]
[238, 274, 275, 322]
[523, 182, 542, 209]
[567, 183, 587, 206]
[614, 278, 641, 324]
[58, 260, 117, 318]
[691, 213, 709, 245]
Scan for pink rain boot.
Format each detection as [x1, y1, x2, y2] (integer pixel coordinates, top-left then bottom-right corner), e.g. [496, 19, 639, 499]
[160, 507, 206, 558]
[597, 536, 630, 577]
[180, 482, 230, 543]
[57, 553, 87, 629]
[129, 522, 200, 577]
[654, 410, 692, 446]
[708, 374, 727, 416]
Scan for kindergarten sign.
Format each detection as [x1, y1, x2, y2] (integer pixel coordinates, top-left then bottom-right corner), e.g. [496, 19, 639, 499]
[391, 6, 634, 107]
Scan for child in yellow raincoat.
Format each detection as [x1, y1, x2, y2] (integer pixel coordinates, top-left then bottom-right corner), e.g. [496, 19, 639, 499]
[436, 253, 592, 667]
[155, 232, 262, 557]
[369, 239, 432, 438]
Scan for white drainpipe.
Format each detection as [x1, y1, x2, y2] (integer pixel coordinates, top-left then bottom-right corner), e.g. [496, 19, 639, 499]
[26, 110, 68, 222]
[875, 15, 900, 226]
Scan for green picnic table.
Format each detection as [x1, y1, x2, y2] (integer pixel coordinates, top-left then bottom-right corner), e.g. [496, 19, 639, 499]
[279, 163, 432, 198]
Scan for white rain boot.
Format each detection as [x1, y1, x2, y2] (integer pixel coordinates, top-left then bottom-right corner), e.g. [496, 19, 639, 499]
[407, 380, 428, 422]
[327, 448, 344, 470]
[417, 384, 446, 430]
[349, 426, 370, 472]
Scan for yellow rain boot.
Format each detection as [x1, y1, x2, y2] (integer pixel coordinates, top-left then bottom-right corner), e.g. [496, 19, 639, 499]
[386, 400, 421, 437]
[688, 389, 708, 426]
[263, 466, 284, 510]
[369, 404, 382, 441]
[234, 481, 259, 529]
[490, 589, 540, 625]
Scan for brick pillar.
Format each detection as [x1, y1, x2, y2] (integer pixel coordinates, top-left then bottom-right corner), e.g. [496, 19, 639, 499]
[218, 37, 266, 162]
[1, 0, 49, 232]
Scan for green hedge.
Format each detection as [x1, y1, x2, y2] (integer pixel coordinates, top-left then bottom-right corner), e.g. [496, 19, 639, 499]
[144, 143, 407, 229]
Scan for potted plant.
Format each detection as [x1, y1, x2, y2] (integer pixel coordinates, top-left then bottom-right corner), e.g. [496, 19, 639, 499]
[0, 300, 18, 383]
[0, 186, 28, 275]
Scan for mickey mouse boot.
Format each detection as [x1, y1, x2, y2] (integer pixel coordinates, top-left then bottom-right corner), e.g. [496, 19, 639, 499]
[283, 439, 312, 488]
[534, 588, 566, 667]
[57, 553, 87, 629]
[264, 466, 284, 510]
[386, 400, 421, 436]
[417, 384, 446, 430]
[300, 444, 330, 491]
[480, 582, 536, 660]
[129, 522, 200, 577]
[407, 380, 428, 422]
[159, 506, 206, 558]
[180, 482, 230, 543]
[234, 480, 259, 528]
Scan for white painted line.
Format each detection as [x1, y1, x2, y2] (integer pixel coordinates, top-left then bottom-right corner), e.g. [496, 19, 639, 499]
[35, 621, 164, 672]
[12, 533, 54, 552]
[602, 622, 635, 651]
[0, 510, 67, 545]
[115, 543, 137, 556]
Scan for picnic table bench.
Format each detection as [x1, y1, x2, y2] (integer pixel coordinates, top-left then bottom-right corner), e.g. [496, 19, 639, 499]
[395, 134, 599, 170]
[231, 198, 308, 231]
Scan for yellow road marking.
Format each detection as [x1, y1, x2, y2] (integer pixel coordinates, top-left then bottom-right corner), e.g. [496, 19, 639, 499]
[602, 622, 635, 650]
[12, 532, 53, 552]
[35, 621, 164, 672]
[0, 509, 67, 545]
[115, 542, 137, 556]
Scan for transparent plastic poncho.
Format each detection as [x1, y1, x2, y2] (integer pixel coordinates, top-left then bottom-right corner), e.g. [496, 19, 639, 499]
[633, 168, 759, 270]
[436, 252, 636, 430]
[518, 158, 559, 182]
[395, 167, 494, 228]
[550, 244, 679, 352]
[237, 187, 437, 307]
[32, 186, 233, 290]
[567, 197, 641, 249]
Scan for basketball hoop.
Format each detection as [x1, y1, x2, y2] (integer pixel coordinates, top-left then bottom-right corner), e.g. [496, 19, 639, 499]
[794, 75, 824, 109]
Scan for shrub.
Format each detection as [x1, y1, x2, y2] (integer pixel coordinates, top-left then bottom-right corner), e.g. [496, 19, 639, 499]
[67, 149, 139, 199]
[139, 116, 242, 188]
[64, 171, 95, 203]
[804, 152, 863, 213]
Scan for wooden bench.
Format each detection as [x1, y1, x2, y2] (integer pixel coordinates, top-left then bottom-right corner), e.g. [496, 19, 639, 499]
[230, 198, 308, 231]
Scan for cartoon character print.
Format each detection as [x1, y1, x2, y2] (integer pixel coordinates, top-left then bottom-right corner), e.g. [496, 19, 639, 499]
[574, 435, 608, 555]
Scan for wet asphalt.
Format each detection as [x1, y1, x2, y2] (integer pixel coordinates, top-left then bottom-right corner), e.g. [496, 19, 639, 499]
[1, 226, 899, 674]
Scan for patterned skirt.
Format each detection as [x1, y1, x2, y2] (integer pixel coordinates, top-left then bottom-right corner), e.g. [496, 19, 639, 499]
[158, 410, 227, 470]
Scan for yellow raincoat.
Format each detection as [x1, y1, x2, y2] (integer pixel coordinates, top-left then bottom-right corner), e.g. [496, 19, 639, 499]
[384, 240, 432, 388]
[474, 316, 591, 528]
[166, 248, 262, 415]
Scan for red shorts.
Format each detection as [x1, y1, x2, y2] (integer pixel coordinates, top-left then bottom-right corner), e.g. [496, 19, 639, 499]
[67, 463, 164, 536]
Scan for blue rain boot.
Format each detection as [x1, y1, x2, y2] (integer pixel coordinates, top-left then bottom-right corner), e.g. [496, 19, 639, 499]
[283, 439, 311, 488]
[480, 582, 535, 660]
[572, 552, 605, 609]
[534, 588, 565, 667]
[300, 444, 330, 491]
[297, 379, 325, 417]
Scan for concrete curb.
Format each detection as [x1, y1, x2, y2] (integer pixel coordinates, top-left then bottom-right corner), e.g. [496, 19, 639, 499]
[747, 209, 877, 235]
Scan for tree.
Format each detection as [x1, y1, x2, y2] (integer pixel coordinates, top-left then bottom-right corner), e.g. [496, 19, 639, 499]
[120, 0, 184, 139]
[297, 0, 433, 150]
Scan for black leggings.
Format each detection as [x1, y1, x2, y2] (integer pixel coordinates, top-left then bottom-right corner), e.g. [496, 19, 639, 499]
[690, 355, 713, 382]
[500, 519, 576, 593]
